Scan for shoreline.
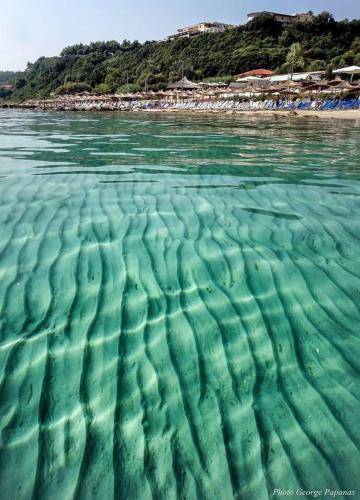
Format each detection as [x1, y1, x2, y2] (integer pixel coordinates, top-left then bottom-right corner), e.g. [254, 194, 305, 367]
[140, 108, 360, 121]
[1, 104, 359, 121]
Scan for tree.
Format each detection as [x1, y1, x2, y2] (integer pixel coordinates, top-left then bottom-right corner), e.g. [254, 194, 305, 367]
[245, 13, 283, 38]
[15, 78, 26, 89]
[55, 82, 92, 95]
[286, 43, 305, 75]
[325, 64, 334, 80]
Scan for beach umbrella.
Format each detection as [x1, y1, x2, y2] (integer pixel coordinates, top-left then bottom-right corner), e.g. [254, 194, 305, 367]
[305, 81, 330, 92]
[301, 79, 323, 89]
[202, 90, 216, 101]
[191, 93, 205, 101]
[264, 85, 283, 94]
[301, 81, 330, 104]
[280, 79, 301, 101]
[326, 81, 347, 96]
[327, 76, 343, 84]
[330, 80, 359, 107]
[167, 77, 200, 90]
[213, 88, 228, 94]
[285, 79, 301, 89]
[331, 80, 356, 91]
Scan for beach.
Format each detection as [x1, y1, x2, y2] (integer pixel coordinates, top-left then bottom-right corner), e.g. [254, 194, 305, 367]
[2, 101, 360, 121]
[141, 108, 360, 120]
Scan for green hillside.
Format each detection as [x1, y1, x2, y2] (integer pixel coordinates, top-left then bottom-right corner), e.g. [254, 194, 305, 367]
[0, 71, 24, 84]
[6, 12, 360, 100]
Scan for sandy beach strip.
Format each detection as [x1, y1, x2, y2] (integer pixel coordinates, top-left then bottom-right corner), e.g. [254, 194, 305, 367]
[139, 108, 360, 121]
[1, 103, 359, 121]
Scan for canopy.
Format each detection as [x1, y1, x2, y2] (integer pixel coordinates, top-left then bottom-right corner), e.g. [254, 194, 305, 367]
[235, 76, 264, 82]
[333, 66, 360, 74]
[333, 66, 360, 82]
[269, 72, 324, 83]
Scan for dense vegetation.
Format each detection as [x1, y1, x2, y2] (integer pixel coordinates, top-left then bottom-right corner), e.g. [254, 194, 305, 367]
[3, 12, 360, 100]
[0, 71, 24, 85]
[0, 71, 24, 98]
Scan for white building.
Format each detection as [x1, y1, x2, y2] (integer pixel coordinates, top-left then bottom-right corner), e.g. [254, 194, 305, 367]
[247, 11, 314, 25]
[168, 22, 236, 41]
[268, 71, 324, 83]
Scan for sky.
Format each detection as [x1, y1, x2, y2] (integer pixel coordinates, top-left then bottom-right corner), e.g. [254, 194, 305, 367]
[1, 0, 360, 70]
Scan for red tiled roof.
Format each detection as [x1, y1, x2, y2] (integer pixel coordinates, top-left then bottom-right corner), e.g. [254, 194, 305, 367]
[236, 69, 273, 78]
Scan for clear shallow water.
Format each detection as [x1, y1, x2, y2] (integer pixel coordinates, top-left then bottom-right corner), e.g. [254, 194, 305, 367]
[1, 109, 360, 500]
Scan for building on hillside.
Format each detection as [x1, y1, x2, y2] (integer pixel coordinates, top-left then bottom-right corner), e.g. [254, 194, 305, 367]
[236, 69, 273, 79]
[247, 11, 314, 25]
[167, 21, 236, 41]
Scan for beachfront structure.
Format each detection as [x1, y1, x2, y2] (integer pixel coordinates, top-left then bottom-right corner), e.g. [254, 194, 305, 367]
[269, 71, 324, 83]
[236, 69, 273, 79]
[247, 11, 314, 25]
[232, 71, 324, 87]
[230, 78, 271, 90]
[167, 22, 236, 41]
[233, 76, 270, 87]
[333, 66, 360, 82]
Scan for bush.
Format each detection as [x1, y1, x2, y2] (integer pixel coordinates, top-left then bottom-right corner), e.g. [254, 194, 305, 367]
[54, 82, 92, 95]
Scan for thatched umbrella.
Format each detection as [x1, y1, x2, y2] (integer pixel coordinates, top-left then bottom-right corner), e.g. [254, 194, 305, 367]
[330, 80, 356, 91]
[303, 81, 330, 102]
[236, 86, 258, 108]
[167, 77, 200, 90]
[327, 77, 344, 86]
[328, 80, 359, 107]
[286, 79, 301, 87]
[300, 79, 327, 90]
[261, 85, 282, 94]
[284, 79, 301, 91]
[162, 90, 177, 102]
[350, 84, 360, 92]
[191, 93, 205, 101]
[280, 79, 302, 103]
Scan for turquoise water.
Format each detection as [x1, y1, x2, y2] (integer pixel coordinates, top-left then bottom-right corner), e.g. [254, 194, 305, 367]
[0, 110, 360, 499]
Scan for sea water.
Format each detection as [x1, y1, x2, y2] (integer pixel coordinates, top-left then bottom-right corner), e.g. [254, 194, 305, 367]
[0, 110, 359, 499]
